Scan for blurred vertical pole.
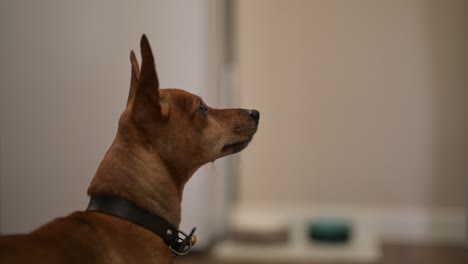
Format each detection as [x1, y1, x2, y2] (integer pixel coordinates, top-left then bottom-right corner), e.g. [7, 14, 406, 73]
[217, 0, 240, 239]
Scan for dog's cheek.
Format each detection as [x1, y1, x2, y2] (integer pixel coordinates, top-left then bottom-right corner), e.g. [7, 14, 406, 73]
[211, 120, 230, 148]
[198, 124, 223, 158]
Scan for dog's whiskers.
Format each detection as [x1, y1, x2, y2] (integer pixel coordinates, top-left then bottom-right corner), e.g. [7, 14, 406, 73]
[210, 162, 219, 178]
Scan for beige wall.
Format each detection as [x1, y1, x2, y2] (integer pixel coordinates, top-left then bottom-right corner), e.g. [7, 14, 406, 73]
[236, 0, 467, 208]
[0, 0, 227, 244]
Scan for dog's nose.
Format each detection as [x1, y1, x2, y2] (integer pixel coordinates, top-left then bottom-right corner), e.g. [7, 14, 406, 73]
[249, 109, 260, 123]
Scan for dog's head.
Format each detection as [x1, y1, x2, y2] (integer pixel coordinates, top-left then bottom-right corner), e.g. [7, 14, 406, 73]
[119, 35, 259, 181]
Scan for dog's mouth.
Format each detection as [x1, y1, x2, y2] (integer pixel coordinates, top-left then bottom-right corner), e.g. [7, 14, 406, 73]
[222, 140, 252, 153]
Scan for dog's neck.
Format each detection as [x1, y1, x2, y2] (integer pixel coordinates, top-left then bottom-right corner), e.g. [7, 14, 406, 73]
[87, 137, 193, 228]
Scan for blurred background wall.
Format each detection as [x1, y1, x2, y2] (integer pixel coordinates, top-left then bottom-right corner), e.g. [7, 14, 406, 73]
[236, 0, 467, 240]
[0, 0, 230, 248]
[0, 0, 466, 254]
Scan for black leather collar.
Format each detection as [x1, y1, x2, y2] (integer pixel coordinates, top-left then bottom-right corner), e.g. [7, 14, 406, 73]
[86, 195, 196, 256]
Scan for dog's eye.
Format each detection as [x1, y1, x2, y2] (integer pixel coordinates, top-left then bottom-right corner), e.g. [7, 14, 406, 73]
[198, 103, 208, 115]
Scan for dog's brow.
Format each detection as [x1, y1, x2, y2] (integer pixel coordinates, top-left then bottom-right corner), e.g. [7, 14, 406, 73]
[177, 95, 199, 112]
[193, 97, 202, 108]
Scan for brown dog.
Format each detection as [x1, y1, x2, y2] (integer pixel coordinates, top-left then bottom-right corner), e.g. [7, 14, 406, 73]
[0, 35, 259, 264]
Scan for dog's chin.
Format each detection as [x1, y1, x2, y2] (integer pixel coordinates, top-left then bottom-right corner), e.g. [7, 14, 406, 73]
[222, 140, 251, 154]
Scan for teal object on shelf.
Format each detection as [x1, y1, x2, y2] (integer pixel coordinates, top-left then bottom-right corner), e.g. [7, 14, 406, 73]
[308, 219, 351, 243]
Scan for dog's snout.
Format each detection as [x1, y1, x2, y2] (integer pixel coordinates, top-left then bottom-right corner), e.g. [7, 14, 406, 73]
[248, 109, 260, 123]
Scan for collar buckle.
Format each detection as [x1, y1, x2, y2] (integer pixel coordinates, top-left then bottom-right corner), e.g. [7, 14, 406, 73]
[169, 227, 197, 256]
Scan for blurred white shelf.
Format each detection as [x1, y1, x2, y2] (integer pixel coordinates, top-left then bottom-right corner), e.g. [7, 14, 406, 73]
[212, 205, 382, 263]
[213, 230, 381, 263]
[213, 221, 381, 263]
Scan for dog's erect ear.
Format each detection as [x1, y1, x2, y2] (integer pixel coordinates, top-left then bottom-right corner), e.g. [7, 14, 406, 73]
[133, 34, 160, 108]
[127, 50, 140, 106]
[139, 35, 159, 93]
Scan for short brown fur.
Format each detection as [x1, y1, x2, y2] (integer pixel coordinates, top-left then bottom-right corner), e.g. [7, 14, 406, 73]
[0, 35, 259, 264]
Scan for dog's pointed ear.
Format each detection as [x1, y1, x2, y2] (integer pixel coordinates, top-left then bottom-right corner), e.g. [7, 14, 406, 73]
[127, 50, 140, 106]
[138, 35, 159, 98]
[131, 35, 167, 120]
[134, 35, 159, 107]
